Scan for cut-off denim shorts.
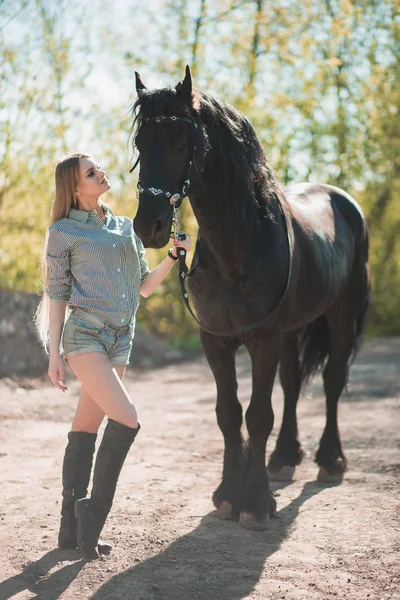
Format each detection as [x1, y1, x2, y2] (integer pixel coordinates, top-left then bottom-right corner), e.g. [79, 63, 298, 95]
[62, 307, 134, 367]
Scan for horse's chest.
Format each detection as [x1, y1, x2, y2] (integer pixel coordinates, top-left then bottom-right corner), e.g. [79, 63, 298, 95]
[187, 263, 284, 331]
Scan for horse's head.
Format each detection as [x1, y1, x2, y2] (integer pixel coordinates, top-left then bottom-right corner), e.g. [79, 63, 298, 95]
[131, 66, 206, 248]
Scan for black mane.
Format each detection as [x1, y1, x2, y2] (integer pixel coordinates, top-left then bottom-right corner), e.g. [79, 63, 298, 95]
[197, 92, 282, 228]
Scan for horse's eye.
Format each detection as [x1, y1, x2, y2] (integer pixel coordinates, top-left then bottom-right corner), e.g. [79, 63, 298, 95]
[177, 142, 186, 152]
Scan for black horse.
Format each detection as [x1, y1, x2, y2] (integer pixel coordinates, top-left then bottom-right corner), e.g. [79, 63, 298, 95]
[131, 66, 370, 529]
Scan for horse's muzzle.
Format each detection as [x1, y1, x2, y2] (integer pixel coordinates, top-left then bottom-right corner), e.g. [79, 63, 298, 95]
[133, 192, 174, 248]
[133, 215, 172, 249]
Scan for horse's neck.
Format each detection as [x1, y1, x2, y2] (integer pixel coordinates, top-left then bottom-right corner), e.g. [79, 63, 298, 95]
[189, 190, 264, 275]
[188, 196, 232, 271]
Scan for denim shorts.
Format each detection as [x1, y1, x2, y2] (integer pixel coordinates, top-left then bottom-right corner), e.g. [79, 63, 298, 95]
[62, 307, 134, 366]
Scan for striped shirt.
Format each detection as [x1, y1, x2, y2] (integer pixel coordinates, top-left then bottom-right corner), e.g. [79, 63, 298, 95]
[45, 202, 149, 328]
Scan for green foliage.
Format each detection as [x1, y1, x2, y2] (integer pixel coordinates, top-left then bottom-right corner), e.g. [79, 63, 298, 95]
[0, 0, 399, 340]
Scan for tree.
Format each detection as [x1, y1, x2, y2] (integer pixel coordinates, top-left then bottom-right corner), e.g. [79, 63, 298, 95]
[1, 0, 398, 337]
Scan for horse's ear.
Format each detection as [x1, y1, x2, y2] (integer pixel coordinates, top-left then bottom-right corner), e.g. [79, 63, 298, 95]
[135, 71, 147, 95]
[176, 65, 192, 105]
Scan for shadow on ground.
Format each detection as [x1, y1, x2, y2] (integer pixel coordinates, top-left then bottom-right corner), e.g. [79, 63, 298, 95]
[90, 481, 328, 600]
[0, 549, 85, 600]
[0, 482, 330, 600]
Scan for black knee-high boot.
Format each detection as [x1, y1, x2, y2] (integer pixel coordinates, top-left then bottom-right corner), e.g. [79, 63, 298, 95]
[58, 431, 112, 555]
[75, 419, 140, 559]
[75, 419, 140, 558]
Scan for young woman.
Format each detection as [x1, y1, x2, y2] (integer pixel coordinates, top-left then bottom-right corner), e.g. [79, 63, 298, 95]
[37, 153, 191, 559]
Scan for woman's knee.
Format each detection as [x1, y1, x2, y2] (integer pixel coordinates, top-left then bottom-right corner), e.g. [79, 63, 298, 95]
[119, 405, 138, 430]
[71, 410, 104, 433]
[71, 423, 101, 434]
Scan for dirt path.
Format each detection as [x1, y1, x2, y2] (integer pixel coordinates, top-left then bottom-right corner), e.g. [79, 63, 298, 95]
[0, 338, 399, 600]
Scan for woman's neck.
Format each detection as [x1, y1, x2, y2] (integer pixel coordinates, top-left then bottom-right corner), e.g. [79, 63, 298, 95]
[77, 198, 104, 219]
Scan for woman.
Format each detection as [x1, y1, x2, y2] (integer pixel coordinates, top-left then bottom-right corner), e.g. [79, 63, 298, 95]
[37, 152, 191, 559]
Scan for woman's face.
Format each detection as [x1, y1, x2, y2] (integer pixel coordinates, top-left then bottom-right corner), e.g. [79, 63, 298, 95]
[76, 157, 110, 200]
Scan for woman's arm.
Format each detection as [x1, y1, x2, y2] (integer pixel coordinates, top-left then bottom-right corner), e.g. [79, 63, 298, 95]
[140, 254, 177, 298]
[140, 236, 192, 298]
[45, 226, 71, 391]
[48, 299, 68, 392]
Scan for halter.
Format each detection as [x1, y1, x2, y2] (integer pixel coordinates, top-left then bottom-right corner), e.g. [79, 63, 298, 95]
[132, 114, 199, 210]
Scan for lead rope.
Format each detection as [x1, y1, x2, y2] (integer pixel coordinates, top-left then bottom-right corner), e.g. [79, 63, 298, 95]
[170, 196, 294, 337]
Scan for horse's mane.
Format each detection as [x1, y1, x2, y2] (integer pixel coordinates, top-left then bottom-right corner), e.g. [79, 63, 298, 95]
[131, 87, 284, 231]
[198, 92, 283, 229]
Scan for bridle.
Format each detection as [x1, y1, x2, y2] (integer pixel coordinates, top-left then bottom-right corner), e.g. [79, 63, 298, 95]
[131, 114, 199, 209]
[131, 112, 200, 249]
[131, 112, 294, 337]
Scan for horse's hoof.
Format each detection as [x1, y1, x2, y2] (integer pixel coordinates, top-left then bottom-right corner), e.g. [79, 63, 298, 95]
[317, 461, 346, 484]
[212, 500, 236, 520]
[98, 539, 112, 555]
[239, 512, 269, 530]
[268, 465, 295, 481]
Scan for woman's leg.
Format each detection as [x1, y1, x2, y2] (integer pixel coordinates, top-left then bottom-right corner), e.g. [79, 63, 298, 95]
[71, 388, 105, 433]
[75, 417, 140, 558]
[67, 353, 137, 428]
[58, 362, 127, 551]
[71, 365, 126, 433]
[58, 430, 98, 550]
[67, 354, 140, 558]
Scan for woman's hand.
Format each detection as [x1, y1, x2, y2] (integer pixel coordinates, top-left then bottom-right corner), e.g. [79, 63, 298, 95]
[171, 233, 192, 257]
[141, 234, 192, 297]
[48, 353, 68, 392]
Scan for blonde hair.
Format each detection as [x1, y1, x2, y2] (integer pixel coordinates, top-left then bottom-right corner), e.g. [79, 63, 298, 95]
[35, 153, 90, 351]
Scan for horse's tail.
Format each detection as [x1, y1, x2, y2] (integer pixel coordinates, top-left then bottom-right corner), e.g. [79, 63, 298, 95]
[351, 227, 370, 362]
[298, 315, 330, 386]
[298, 291, 370, 387]
[298, 201, 370, 388]
[351, 288, 370, 363]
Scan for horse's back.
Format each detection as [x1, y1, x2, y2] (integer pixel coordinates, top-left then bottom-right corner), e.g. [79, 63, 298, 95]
[282, 183, 368, 325]
[285, 182, 366, 241]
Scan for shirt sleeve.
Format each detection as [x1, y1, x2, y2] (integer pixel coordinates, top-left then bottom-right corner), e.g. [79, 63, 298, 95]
[134, 231, 150, 285]
[45, 227, 72, 301]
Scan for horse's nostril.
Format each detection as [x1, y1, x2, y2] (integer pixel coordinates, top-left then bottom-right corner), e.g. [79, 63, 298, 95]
[154, 220, 162, 234]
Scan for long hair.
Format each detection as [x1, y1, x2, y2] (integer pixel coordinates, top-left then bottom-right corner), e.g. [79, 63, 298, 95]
[198, 93, 283, 231]
[35, 153, 89, 352]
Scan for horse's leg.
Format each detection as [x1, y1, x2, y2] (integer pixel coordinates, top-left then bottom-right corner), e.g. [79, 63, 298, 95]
[267, 331, 304, 481]
[240, 330, 281, 529]
[200, 330, 242, 520]
[315, 316, 355, 483]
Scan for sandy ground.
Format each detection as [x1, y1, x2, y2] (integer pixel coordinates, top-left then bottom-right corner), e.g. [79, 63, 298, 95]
[0, 338, 399, 600]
